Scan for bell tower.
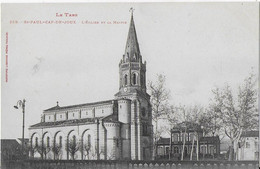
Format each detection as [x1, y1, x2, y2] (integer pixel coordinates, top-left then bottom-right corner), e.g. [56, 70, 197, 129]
[115, 9, 153, 160]
[117, 8, 147, 96]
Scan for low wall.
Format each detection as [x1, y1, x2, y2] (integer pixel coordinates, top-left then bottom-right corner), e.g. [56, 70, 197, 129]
[1, 160, 259, 169]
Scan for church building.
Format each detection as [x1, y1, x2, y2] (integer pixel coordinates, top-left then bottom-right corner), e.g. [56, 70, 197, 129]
[29, 11, 153, 160]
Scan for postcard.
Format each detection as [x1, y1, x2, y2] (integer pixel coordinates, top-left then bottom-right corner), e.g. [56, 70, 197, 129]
[1, 2, 259, 168]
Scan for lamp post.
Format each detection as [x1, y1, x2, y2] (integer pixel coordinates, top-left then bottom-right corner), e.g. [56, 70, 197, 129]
[14, 99, 26, 158]
[201, 125, 205, 160]
[212, 123, 216, 160]
[212, 107, 218, 160]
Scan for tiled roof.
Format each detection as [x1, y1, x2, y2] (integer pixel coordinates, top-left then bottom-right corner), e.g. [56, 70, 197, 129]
[29, 117, 102, 128]
[44, 99, 115, 112]
[136, 89, 151, 98]
[157, 137, 170, 145]
[44, 105, 60, 111]
[241, 130, 259, 137]
[102, 114, 121, 123]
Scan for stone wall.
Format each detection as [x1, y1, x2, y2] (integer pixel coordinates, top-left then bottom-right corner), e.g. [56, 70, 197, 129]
[1, 160, 259, 169]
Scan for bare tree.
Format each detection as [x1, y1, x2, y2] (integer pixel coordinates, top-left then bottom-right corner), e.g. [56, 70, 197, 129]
[161, 105, 178, 160]
[107, 149, 115, 160]
[199, 108, 222, 137]
[86, 145, 103, 160]
[173, 105, 205, 161]
[66, 138, 80, 160]
[148, 74, 170, 159]
[177, 105, 193, 161]
[90, 146, 97, 159]
[81, 141, 91, 160]
[51, 143, 62, 160]
[36, 142, 51, 160]
[210, 73, 258, 160]
[95, 145, 104, 159]
[189, 106, 204, 161]
[28, 143, 38, 159]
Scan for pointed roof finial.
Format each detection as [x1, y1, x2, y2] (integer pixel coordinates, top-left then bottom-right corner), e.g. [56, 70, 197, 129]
[129, 7, 135, 17]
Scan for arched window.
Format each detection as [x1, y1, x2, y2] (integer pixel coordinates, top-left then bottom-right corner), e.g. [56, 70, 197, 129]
[59, 136, 62, 147]
[172, 133, 179, 142]
[87, 134, 91, 146]
[132, 73, 137, 85]
[47, 137, 50, 147]
[35, 137, 38, 147]
[124, 74, 128, 86]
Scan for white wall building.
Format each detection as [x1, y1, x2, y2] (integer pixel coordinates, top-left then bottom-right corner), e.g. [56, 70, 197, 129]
[28, 11, 153, 160]
[237, 131, 259, 161]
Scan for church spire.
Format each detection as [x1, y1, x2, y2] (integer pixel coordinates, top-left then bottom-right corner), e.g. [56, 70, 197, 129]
[116, 9, 147, 96]
[123, 8, 141, 63]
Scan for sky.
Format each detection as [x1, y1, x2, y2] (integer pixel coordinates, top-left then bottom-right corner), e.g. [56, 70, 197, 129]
[1, 3, 259, 139]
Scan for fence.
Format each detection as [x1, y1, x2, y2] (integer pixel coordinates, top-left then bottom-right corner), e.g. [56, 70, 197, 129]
[1, 160, 259, 169]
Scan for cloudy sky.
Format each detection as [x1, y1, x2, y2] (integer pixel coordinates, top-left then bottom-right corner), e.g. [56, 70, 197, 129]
[1, 3, 258, 139]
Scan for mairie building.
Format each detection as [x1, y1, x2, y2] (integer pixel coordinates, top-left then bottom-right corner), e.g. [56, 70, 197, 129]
[29, 12, 153, 160]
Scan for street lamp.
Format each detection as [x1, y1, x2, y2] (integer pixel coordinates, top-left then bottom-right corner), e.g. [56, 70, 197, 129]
[201, 125, 205, 160]
[212, 107, 219, 160]
[212, 115, 216, 159]
[14, 99, 26, 158]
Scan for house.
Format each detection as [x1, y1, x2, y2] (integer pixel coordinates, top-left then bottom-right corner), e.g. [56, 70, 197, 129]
[237, 130, 259, 161]
[157, 137, 171, 159]
[200, 136, 220, 158]
[156, 122, 220, 160]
